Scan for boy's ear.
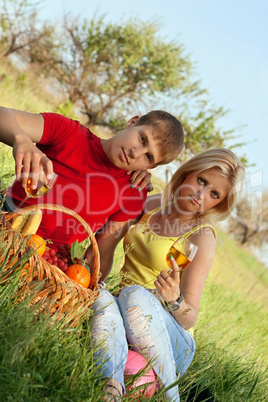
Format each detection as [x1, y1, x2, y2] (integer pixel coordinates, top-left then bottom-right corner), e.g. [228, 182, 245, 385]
[126, 116, 140, 128]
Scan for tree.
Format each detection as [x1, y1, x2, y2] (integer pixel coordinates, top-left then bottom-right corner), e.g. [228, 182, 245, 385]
[0, 0, 40, 58]
[24, 14, 204, 127]
[0, 3, 249, 163]
[0, 0, 61, 69]
[176, 99, 248, 163]
[227, 191, 268, 246]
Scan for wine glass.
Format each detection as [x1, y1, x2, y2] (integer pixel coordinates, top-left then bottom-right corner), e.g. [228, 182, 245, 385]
[151, 237, 198, 301]
[16, 172, 58, 209]
[166, 237, 198, 271]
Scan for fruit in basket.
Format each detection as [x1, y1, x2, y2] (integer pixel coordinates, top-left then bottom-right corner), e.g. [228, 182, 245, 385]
[11, 209, 42, 235]
[42, 242, 88, 275]
[43, 246, 70, 271]
[65, 264, 91, 288]
[28, 234, 46, 256]
[56, 244, 72, 270]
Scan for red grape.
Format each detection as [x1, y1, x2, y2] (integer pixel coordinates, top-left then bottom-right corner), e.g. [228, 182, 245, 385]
[62, 251, 70, 258]
[62, 264, 68, 272]
[58, 260, 65, 269]
[49, 248, 56, 257]
[57, 244, 65, 251]
[47, 243, 76, 272]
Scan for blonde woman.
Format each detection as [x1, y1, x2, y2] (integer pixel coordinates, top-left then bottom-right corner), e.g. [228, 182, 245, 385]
[91, 148, 245, 401]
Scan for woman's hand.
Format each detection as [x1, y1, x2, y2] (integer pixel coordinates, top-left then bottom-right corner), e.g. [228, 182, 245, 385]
[127, 170, 153, 192]
[154, 256, 181, 302]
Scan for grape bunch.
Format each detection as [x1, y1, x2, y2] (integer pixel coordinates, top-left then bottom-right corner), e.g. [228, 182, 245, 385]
[42, 244, 82, 272]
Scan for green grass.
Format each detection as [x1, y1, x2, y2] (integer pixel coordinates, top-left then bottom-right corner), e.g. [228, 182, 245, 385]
[0, 236, 267, 401]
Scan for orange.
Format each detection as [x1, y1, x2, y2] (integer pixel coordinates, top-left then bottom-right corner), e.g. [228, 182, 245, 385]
[28, 234, 46, 256]
[65, 264, 91, 288]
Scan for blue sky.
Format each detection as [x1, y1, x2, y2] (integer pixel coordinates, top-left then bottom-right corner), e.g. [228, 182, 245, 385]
[41, 0, 268, 189]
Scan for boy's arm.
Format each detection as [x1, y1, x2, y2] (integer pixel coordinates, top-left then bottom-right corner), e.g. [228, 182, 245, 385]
[85, 219, 136, 282]
[0, 106, 53, 188]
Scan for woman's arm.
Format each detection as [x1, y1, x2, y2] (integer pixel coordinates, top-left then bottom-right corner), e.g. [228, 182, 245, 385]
[154, 229, 216, 330]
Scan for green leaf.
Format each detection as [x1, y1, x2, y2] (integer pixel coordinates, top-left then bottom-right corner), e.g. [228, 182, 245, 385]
[82, 263, 91, 274]
[70, 240, 85, 265]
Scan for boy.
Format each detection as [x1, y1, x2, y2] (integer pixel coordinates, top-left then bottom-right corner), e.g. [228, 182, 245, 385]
[0, 107, 184, 279]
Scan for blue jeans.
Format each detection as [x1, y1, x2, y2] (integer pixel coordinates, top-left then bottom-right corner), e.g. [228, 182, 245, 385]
[90, 286, 195, 401]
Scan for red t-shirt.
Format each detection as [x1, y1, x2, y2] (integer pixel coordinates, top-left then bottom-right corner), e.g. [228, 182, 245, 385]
[7, 113, 147, 248]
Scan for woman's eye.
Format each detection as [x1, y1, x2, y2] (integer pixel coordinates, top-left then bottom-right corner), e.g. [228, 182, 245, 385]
[140, 134, 145, 144]
[198, 177, 206, 185]
[211, 191, 219, 199]
[146, 153, 151, 161]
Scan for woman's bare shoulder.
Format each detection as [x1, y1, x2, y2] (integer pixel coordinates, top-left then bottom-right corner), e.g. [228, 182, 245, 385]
[189, 226, 216, 251]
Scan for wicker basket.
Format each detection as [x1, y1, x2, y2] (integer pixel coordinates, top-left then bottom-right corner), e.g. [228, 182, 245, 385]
[0, 203, 100, 326]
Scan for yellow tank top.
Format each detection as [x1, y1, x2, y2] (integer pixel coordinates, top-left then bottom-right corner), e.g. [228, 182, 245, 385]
[120, 205, 216, 289]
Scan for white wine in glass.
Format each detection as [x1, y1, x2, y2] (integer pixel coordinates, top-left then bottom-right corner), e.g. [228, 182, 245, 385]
[16, 172, 58, 209]
[152, 237, 198, 302]
[166, 237, 198, 270]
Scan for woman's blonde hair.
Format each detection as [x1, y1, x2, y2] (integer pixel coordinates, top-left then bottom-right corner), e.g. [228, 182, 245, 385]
[162, 148, 245, 222]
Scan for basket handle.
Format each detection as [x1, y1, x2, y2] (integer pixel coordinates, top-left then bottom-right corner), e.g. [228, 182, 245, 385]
[8, 203, 100, 289]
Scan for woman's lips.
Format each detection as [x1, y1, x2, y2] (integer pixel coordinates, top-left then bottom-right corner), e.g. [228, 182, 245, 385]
[190, 196, 200, 206]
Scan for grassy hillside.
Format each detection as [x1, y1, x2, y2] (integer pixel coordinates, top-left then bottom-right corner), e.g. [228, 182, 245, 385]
[201, 230, 268, 360]
[0, 57, 61, 112]
[0, 56, 267, 400]
[0, 233, 267, 401]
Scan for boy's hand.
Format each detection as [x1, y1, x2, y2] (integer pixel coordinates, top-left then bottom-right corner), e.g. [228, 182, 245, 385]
[127, 170, 153, 192]
[13, 136, 53, 189]
[154, 256, 181, 302]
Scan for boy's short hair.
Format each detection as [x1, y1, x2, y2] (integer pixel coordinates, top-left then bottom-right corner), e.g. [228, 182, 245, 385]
[135, 110, 184, 166]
